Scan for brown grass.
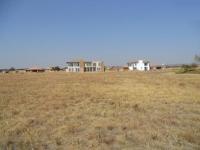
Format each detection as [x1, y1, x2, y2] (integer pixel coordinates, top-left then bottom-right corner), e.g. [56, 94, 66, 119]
[0, 71, 200, 149]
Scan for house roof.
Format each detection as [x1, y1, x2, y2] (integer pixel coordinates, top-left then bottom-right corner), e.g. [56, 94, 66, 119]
[127, 60, 150, 64]
[66, 60, 103, 63]
[66, 59, 85, 63]
[26, 67, 45, 71]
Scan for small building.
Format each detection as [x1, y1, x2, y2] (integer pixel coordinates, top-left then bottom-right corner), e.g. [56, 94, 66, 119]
[66, 60, 104, 72]
[128, 60, 150, 71]
[26, 67, 45, 73]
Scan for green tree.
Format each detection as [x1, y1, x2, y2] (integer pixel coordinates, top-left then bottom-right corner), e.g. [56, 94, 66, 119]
[51, 66, 61, 71]
[9, 67, 15, 71]
[194, 55, 200, 63]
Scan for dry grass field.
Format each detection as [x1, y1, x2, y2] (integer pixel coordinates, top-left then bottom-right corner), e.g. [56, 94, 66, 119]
[0, 71, 200, 150]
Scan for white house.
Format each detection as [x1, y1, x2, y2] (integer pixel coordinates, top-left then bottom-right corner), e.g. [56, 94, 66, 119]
[127, 60, 150, 71]
[66, 60, 104, 72]
[66, 61, 80, 72]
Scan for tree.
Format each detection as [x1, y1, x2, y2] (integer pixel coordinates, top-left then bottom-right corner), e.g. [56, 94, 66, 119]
[194, 54, 200, 63]
[9, 67, 15, 71]
[51, 66, 61, 71]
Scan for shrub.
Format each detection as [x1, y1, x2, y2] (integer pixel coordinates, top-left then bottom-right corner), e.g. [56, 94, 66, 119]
[50, 66, 61, 71]
[9, 67, 15, 71]
[176, 64, 199, 74]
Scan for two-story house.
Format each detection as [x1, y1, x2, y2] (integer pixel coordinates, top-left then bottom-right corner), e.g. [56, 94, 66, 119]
[66, 60, 104, 72]
[127, 60, 150, 71]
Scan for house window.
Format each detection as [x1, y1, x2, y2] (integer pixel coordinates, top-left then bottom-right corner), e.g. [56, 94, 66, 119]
[73, 62, 79, 67]
[85, 62, 92, 67]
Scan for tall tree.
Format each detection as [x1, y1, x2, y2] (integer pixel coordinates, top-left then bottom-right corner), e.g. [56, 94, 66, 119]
[194, 55, 200, 63]
[51, 66, 61, 71]
[9, 67, 15, 71]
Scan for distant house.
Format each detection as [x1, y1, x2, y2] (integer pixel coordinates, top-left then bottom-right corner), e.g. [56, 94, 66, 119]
[66, 60, 104, 72]
[26, 67, 45, 73]
[128, 60, 150, 71]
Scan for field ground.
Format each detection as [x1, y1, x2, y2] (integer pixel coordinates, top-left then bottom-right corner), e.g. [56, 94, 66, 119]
[0, 71, 200, 149]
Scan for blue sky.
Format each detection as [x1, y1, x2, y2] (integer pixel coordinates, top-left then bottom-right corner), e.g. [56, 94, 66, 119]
[0, 0, 200, 68]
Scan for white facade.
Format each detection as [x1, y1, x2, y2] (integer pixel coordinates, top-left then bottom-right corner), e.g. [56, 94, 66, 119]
[66, 61, 103, 72]
[66, 62, 80, 72]
[84, 61, 102, 72]
[128, 60, 150, 71]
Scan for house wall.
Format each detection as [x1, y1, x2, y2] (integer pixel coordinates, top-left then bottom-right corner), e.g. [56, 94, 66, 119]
[84, 61, 103, 72]
[128, 66, 134, 71]
[128, 60, 150, 71]
[66, 66, 80, 72]
[66, 62, 80, 72]
[66, 61, 104, 72]
[128, 63, 137, 71]
[136, 61, 150, 71]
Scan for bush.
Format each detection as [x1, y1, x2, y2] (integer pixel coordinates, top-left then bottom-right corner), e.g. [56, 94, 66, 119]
[176, 64, 199, 74]
[50, 66, 61, 71]
[9, 67, 15, 71]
